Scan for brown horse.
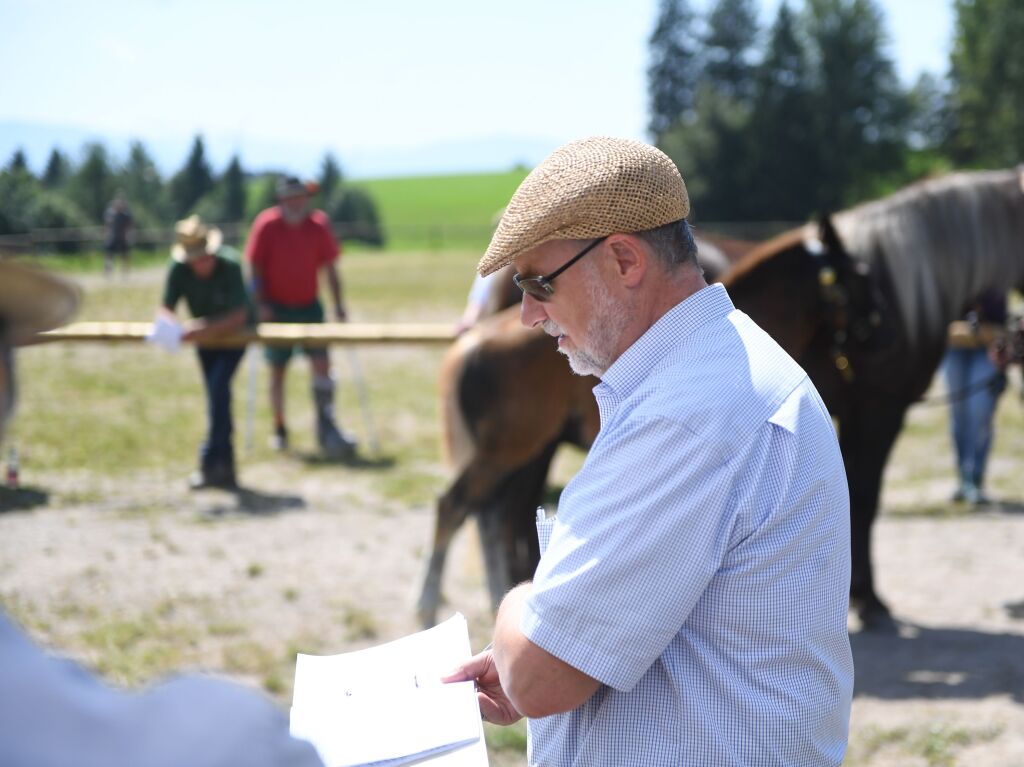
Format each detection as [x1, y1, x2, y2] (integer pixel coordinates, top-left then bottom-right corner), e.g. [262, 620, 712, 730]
[722, 167, 1024, 627]
[417, 234, 751, 626]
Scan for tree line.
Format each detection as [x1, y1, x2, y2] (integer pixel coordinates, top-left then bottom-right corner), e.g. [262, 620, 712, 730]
[648, 0, 1023, 223]
[0, 136, 383, 251]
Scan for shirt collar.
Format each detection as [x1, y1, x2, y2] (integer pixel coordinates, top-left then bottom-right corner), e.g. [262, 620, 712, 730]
[596, 283, 735, 403]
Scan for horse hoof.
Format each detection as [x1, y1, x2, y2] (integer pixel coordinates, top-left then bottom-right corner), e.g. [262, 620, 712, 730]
[856, 604, 898, 633]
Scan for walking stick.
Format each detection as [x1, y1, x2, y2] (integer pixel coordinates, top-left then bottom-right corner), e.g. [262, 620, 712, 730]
[344, 346, 381, 456]
[245, 343, 258, 452]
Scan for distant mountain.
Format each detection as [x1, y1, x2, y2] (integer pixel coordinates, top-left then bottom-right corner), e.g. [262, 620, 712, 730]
[0, 119, 560, 179]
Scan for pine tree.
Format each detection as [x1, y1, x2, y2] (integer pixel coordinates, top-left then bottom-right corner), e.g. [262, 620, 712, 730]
[647, 0, 701, 138]
[6, 148, 30, 175]
[42, 148, 71, 189]
[803, 0, 909, 209]
[746, 1, 819, 219]
[949, 0, 1024, 166]
[703, 0, 760, 101]
[318, 153, 342, 211]
[68, 142, 116, 223]
[120, 141, 164, 220]
[221, 156, 246, 223]
[169, 135, 214, 218]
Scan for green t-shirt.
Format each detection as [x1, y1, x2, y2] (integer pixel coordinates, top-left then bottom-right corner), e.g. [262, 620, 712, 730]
[162, 256, 253, 323]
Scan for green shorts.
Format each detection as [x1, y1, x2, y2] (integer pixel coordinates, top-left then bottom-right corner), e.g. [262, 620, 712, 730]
[263, 301, 329, 366]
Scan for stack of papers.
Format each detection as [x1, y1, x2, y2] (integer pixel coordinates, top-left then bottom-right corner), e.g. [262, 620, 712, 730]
[145, 315, 183, 352]
[290, 614, 489, 767]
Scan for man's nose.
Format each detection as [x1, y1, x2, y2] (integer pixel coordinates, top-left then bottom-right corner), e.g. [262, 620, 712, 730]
[520, 293, 547, 329]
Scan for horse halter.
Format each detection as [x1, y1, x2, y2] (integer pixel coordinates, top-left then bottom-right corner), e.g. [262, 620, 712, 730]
[805, 232, 881, 384]
[513, 237, 608, 301]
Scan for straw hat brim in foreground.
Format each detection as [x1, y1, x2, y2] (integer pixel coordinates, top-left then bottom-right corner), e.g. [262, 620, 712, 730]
[478, 136, 690, 276]
[0, 260, 81, 346]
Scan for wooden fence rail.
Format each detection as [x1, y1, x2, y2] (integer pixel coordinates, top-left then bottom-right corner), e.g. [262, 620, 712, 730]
[38, 322, 458, 347]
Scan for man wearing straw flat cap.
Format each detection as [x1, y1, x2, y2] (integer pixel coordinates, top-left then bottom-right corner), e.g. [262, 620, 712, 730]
[445, 137, 854, 765]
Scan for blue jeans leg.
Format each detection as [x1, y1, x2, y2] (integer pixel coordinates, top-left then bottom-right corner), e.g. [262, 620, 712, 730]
[944, 348, 1004, 488]
[197, 348, 246, 470]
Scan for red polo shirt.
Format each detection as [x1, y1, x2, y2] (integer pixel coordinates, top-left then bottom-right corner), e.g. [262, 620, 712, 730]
[245, 207, 340, 306]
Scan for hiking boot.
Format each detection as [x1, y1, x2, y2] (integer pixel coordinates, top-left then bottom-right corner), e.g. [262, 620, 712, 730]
[189, 461, 238, 491]
[269, 424, 289, 452]
[188, 470, 237, 491]
[317, 417, 357, 459]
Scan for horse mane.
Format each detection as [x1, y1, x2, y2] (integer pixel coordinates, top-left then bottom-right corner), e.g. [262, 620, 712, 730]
[832, 169, 1024, 345]
[720, 226, 814, 286]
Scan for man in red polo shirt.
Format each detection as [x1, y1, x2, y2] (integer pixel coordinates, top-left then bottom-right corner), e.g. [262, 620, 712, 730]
[246, 176, 355, 457]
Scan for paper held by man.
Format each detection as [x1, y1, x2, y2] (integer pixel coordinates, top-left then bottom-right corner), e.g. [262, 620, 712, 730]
[289, 613, 489, 767]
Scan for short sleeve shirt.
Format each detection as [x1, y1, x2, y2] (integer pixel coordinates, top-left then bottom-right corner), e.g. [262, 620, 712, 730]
[523, 284, 854, 767]
[245, 208, 339, 307]
[162, 256, 252, 323]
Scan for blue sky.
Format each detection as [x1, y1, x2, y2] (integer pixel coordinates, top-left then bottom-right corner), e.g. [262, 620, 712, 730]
[0, 0, 954, 177]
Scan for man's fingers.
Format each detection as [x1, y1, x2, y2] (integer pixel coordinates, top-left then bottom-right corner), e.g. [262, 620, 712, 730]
[441, 651, 490, 684]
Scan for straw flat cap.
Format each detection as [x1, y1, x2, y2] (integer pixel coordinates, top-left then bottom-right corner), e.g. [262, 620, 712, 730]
[478, 136, 689, 276]
[0, 260, 80, 346]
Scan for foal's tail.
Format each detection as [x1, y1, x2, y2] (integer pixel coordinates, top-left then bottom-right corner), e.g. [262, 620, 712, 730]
[438, 332, 477, 472]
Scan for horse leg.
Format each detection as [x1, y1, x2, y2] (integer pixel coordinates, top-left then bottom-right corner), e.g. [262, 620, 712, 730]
[418, 460, 499, 627]
[477, 441, 560, 611]
[504, 441, 558, 585]
[840, 402, 908, 629]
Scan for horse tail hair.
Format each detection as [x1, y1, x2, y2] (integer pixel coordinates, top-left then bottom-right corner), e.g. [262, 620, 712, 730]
[438, 333, 477, 471]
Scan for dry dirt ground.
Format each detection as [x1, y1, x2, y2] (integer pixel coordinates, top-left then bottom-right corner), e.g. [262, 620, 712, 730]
[1, 435, 1023, 765]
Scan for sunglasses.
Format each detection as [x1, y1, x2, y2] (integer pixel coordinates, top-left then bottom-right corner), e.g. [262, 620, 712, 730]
[513, 237, 607, 302]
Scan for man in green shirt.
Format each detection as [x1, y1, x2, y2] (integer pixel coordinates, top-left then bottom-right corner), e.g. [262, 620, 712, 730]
[161, 215, 251, 490]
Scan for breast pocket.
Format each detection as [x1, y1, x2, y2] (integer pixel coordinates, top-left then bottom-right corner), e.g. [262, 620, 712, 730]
[536, 508, 557, 556]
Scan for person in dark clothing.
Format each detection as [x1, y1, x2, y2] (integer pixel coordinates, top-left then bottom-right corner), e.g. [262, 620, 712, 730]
[103, 193, 134, 277]
[160, 215, 252, 489]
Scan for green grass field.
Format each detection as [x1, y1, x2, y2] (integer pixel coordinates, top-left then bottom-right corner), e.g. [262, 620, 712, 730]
[353, 169, 529, 249]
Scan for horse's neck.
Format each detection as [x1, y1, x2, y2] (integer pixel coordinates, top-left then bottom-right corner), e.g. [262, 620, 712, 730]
[836, 171, 1024, 345]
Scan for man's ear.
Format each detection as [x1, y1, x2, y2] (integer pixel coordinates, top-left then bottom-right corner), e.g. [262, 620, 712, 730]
[605, 234, 647, 288]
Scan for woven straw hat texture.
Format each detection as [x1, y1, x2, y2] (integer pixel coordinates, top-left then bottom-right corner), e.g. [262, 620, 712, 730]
[0, 261, 80, 345]
[478, 136, 689, 276]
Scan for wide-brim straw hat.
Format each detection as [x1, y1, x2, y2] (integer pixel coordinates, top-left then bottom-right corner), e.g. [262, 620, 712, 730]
[478, 136, 690, 276]
[171, 214, 223, 263]
[0, 260, 80, 346]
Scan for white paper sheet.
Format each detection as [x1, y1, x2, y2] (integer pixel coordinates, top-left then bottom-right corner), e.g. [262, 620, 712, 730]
[145, 314, 183, 352]
[290, 613, 489, 767]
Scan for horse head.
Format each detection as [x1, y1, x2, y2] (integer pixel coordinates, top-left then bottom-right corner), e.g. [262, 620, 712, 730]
[809, 214, 887, 382]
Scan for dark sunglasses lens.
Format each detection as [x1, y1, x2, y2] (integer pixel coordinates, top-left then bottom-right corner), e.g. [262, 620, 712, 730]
[518, 279, 551, 302]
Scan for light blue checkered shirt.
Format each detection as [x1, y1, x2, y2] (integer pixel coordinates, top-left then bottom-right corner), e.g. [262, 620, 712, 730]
[523, 284, 853, 766]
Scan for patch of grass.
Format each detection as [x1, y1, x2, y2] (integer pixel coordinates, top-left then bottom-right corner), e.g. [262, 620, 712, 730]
[912, 723, 1004, 767]
[847, 725, 911, 764]
[484, 720, 527, 753]
[337, 603, 379, 641]
[246, 562, 264, 578]
[353, 170, 529, 250]
[263, 671, 287, 695]
[221, 640, 276, 675]
[79, 612, 196, 686]
[283, 587, 299, 602]
[207, 622, 247, 638]
[846, 722, 1005, 767]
